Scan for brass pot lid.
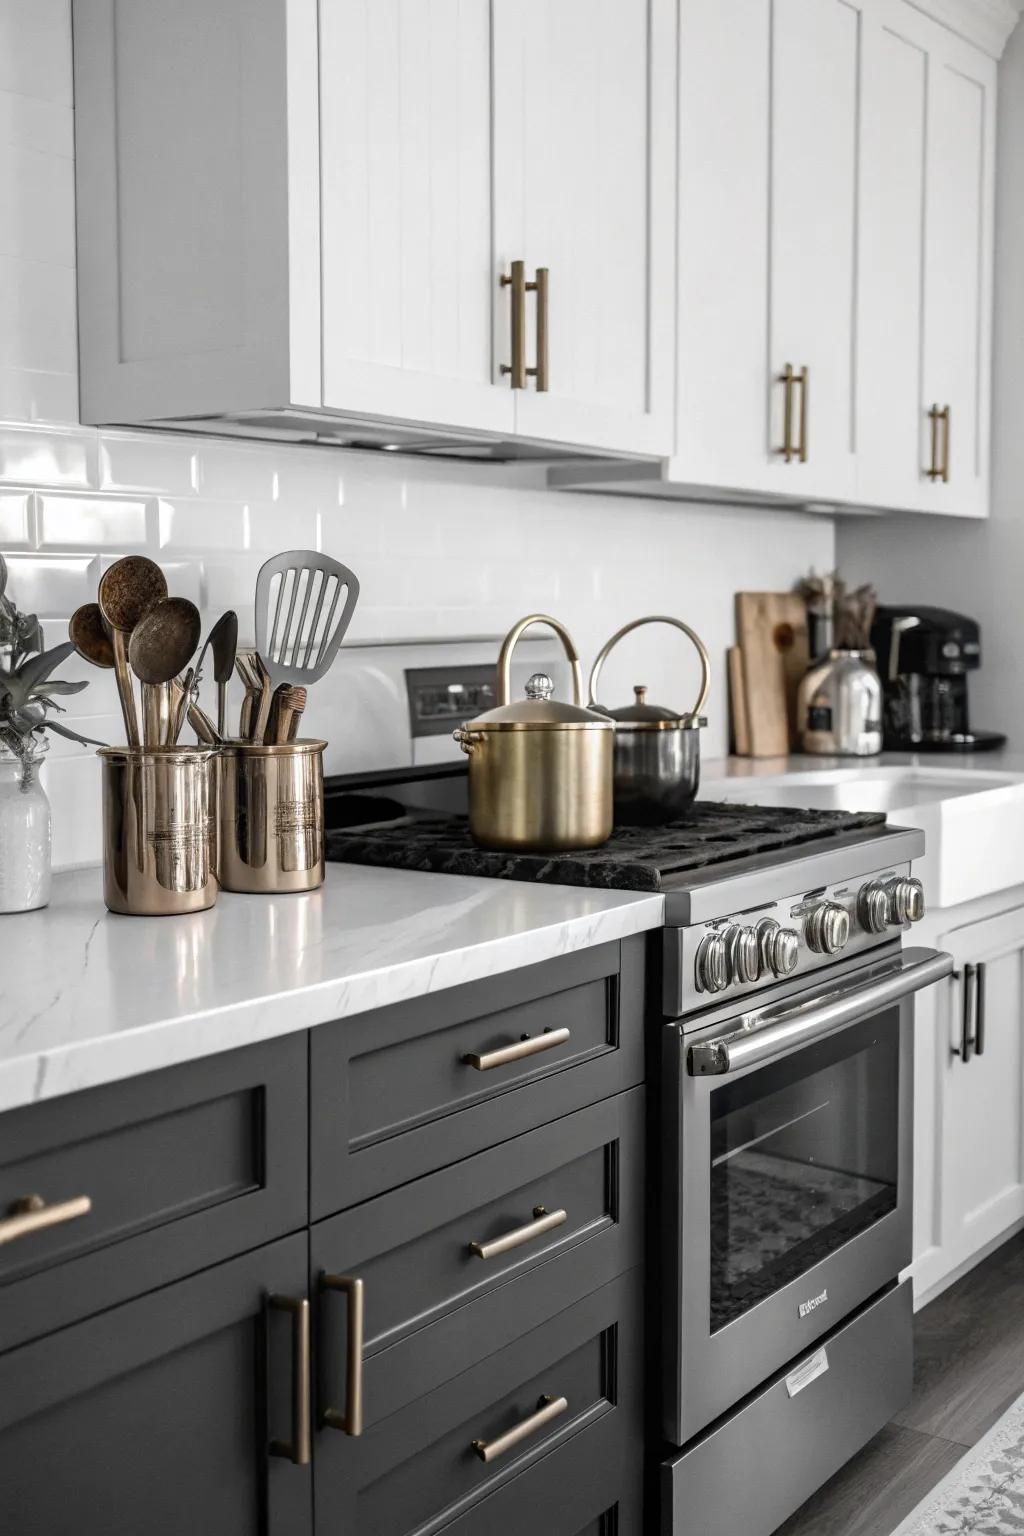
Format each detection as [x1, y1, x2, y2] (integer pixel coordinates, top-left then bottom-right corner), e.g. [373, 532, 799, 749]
[597, 685, 708, 732]
[467, 672, 613, 731]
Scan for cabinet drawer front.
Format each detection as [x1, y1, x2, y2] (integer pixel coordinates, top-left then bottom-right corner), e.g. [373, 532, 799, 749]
[311, 939, 644, 1216]
[315, 1269, 641, 1536]
[0, 1036, 307, 1350]
[314, 1089, 643, 1422]
[0, 1233, 312, 1536]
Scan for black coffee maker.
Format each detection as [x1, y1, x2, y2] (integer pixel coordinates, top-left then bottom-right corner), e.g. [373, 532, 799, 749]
[870, 605, 1005, 752]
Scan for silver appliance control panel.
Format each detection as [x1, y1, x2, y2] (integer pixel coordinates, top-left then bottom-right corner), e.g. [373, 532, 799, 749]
[664, 863, 924, 1019]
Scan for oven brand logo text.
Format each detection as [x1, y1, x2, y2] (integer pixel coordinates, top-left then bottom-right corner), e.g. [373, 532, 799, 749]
[798, 1289, 828, 1319]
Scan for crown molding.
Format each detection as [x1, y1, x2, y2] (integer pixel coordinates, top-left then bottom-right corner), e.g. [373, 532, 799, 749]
[905, 0, 1023, 58]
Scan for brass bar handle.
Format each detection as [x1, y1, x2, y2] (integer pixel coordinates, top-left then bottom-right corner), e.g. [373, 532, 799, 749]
[526, 267, 549, 392]
[472, 1394, 568, 1464]
[942, 404, 951, 483]
[320, 1273, 365, 1437]
[463, 1026, 570, 1072]
[797, 366, 809, 463]
[500, 260, 528, 390]
[0, 1194, 92, 1247]
[926, 404, 949, 481]
[268, 1295, 311, 1466]
[469, 1205, 568, 1261]
[776, 364, 795, 462]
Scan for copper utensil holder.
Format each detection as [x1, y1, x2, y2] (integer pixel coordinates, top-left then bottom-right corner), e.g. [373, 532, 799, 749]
[218, 740, 326, 894]
[99, 747, 218, 916]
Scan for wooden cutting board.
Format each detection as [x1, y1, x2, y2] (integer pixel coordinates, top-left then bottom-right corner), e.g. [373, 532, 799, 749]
[727, 646, 750, 756]
[734, 592, 810, 756]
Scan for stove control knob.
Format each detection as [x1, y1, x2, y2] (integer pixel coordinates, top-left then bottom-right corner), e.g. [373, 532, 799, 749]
[858, 882, 891, 935]
[724, 924, 761, 986]
[695, 932, 729, 994]
[805, 901, 850, 956]
[756, 918, 800, 979]
[888, 876, 925, 926]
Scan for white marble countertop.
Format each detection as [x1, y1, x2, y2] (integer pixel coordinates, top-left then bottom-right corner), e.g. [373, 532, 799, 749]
[0, 865, 663, 1115]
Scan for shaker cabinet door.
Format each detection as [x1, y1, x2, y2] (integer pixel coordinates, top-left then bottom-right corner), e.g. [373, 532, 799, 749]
[0, 1236, 312, 1536]
[673, 0, 863, 502]
[318, 0, 515, 435]
[493, 0, 675, 455]
[768, 0, 862, 502]
[859, 0, 995, 517]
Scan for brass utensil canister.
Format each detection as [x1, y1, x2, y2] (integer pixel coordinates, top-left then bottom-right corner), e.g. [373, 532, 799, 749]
[218, 740, 326, 893]
[99, 747, 218, 916]
[454, 615, 614, 852]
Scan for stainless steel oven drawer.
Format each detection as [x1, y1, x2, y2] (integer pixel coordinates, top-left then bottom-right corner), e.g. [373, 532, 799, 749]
[661, 1282, 912, 1536]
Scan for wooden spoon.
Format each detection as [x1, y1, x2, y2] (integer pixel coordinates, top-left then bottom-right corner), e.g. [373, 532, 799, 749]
[128, 597, 201, 685]
[69, 603, 114, 669]
[98, 557, 168, 749]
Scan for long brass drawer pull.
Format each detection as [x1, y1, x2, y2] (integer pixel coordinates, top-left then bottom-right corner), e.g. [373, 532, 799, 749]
[471, 1394, 569, 1464]
[0, 1193, 92, 1247]
[527, 267, 549, 392]
[927, 404, 951, 482]
[469, 1205, 568, 1261]
[462, 1026, 571, 1072]
[777, 363, 795, 461]
[796, 365, 809, 462]
[501, 260, 528, 390]
[320, 1273, 365, 1437]
[268, 1295, 311, 1467]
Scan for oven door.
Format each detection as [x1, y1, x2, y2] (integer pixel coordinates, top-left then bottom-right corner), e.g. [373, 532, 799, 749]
[663, 945, 952, 1446]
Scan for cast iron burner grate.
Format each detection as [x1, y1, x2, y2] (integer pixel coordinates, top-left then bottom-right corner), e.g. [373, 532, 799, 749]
[326, 801, 887, 893]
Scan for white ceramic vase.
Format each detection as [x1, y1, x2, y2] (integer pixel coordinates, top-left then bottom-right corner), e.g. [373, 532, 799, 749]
[0, 750, 52, 913]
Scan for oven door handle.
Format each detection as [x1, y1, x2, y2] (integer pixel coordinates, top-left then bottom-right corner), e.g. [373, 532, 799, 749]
[688, 947, 953, 1076]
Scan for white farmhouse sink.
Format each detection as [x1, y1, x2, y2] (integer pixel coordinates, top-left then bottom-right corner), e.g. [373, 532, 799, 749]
[700, 764, 1024, 909]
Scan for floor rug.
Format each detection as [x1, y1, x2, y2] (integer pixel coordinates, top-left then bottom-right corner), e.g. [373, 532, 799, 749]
[890, 1391, 1024, 1534]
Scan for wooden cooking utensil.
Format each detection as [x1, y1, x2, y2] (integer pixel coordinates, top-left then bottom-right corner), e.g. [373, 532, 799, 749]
[69, 603, 114, 670]
[128, 597, 202, 747]
[98, 557, 168, 750]
[266, 684, 307, 745]
[734, 592, 810, 757]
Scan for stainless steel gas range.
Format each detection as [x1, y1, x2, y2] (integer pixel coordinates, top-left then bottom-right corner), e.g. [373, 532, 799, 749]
[658, 824, 951, 1536]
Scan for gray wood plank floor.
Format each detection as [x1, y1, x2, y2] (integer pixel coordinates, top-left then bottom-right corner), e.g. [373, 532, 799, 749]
[776, 1230, 1024, 1536]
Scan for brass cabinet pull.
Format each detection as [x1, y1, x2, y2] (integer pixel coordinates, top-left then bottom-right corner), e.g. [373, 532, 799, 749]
[796, 365, 809, 462]
[0, 1193, 92, 1247]
[927, 404, 951, 482]
[527, 267, 549, 392]
[501, 261, 528, 390]
[776, 364, 808, 463]
[471, 1394, 569, 1464]
[469, 1205, 568, 1261]
[319, 1273, 365, 1437]
[268, 1295, 311, 1466]
[462, 1026, 571, 1072]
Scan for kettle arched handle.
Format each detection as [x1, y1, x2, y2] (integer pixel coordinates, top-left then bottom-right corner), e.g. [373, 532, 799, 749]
[588, 615, 711, 718]
[497, 614, 584, 707]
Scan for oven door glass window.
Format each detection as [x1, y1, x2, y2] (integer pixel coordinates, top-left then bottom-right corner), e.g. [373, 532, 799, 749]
[709, 1010, 900, 1332]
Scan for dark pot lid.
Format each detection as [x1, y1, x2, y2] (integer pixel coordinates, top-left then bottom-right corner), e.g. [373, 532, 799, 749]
[596, 685, 707, 731]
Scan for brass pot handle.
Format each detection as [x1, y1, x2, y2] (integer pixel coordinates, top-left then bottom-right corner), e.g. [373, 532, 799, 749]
[0, 1193, 92, 1246]
[469, 1205, 568, 1261]
[588, 615, 711, 719]
[496, 614, 584, 708]
[319, 1273, 365, 1437]
[471, 1394, 569, 1464]
[268, 1295, 311, 1466]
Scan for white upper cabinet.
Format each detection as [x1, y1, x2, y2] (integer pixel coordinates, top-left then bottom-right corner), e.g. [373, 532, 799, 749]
[493, 0, 675, 454]
[318, 0, 512, 436]
[672, 0, 864, 502]
[74, 0, 674, 456]
[859, 0, 996, 516]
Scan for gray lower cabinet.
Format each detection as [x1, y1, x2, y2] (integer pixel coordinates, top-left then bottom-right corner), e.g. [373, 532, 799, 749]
[0, 1234, 313, 1536]
[312, 1269, 643, 1536]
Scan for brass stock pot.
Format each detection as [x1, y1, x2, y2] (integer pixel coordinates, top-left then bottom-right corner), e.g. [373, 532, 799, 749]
[454, 614, 614, 851]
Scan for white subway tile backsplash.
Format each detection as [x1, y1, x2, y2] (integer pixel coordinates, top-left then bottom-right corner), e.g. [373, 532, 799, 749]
[195, 441, 280, 503]
[99, 432, 198, 496]
[157, 497, 246, 553]
[0, 422, 95, 487]
[4, 552, 93, 616]
[37, 492, 152, 549]
[0, 488, 32, 547]
[248, 499, 320, 552]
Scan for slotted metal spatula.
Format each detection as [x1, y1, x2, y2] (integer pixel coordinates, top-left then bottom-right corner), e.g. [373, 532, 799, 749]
[254, 550, 360, 693]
